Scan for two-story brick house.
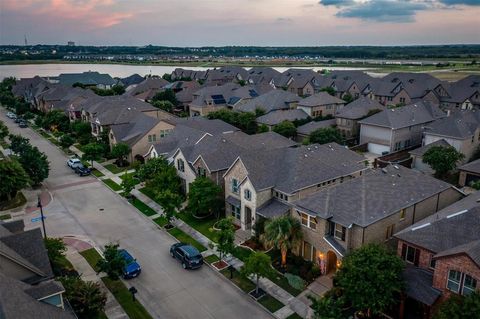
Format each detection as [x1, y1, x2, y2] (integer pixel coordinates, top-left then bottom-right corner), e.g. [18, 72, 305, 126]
[222, 143, 367, 231]
[394, 193, 480, 318]
[292, 165, 464, 275]
[296, 92, 345, 118]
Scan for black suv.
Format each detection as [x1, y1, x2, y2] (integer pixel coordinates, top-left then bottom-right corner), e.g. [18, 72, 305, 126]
[75, 164, 91, 176]
[170, 243, 204, 269]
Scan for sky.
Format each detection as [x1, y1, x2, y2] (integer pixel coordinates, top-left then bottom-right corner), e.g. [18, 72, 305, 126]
[1, 0, 480, 46]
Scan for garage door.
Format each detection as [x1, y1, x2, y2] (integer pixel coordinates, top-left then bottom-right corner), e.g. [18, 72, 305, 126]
[368, 143, 390, 155]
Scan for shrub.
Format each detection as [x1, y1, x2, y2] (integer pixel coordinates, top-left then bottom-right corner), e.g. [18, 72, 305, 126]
[285, 273, 305, 290]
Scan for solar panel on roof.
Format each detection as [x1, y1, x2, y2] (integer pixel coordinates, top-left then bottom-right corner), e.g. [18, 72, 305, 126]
[249, 90, 259, 97]
[211, 94, 226, 105]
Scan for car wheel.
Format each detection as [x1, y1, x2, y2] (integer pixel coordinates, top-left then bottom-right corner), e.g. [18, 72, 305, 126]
[170, 251, 174, 257]
[182, 262, 187, 269]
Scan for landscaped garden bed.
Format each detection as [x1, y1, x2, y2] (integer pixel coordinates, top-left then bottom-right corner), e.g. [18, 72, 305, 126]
[212, 259, 229, 271]
[269, 249, 321, 285]
[204, 254, 220, 265]
[231, 246, 254, 262]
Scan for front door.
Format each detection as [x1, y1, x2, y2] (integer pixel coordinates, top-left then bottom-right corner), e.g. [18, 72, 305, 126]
[244, 206, 252, 229]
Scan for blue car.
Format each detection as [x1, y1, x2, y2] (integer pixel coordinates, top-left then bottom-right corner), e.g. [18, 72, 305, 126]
[119, 249, 141, 279]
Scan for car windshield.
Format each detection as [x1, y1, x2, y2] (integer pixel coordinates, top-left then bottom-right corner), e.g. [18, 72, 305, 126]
[119, 250, 135, 264]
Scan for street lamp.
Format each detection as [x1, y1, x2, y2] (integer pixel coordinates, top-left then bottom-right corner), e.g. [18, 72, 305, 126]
[37, 195, 47, 239]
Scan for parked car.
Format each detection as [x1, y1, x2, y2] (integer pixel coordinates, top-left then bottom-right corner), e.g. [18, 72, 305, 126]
[6, 112, 16, 119]
[75, 164, 91, 176]
[119, 249, 141, 279]
[18, 121, 28, 128]
[67, 158, 82, 169]
[170, 243, 204, 269]
[14, 117, 24, 123]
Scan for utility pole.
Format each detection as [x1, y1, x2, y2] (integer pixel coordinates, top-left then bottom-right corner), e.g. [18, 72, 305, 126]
[37, 195, 47, 239]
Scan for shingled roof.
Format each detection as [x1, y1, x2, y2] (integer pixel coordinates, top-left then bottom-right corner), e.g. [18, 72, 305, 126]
[336, 96, 385, 120]
[256, 109, 309, 126]
[459, 158, 480, 175]
[235, 89, 300, 113]
[298, 92, 345, 107]
[425, 110, 480, 139]
[409, 139, 451, 157]
[57, 71, 116, 86]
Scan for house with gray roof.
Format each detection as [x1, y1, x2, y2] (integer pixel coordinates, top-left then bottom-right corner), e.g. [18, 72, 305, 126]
[234, 89, 300, 114]
[335, 96, 385, 140]
[256, 109, 309, 129]
[247, 67, 281, 85]
[34, 85, 95, 114]
[11, 76, 50, 103]
[283, 69, 318, 96]
[322, 70, 376, 100]
[439, 75, 480, 111]
[292, 165, 463, 272]
[359, 101, 445, 154]
[458, 157, 480, 187]
[223, 143, 367, 231]
[297, 92, 345, 118]
[296, 119, 337, 143]
[394, 192, 480, 316]
[125, 77, 169, 101]
[57, 71, 116, 89]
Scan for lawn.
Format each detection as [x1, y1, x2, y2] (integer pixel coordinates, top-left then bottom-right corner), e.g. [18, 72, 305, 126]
[0, 214, 11, 220]
[102, 178, 122, 191]
[258, 294, 285, 313]
[176, 212, 219, 243]
[220, 268, 256, 293]
[104, 163, 129, 174]
[0, 192, 26, 210]
[119, 172, 140, 185]
[131, 198, 157, 217]
[167, 227, 207, 252]
[152, 216, 168, 227]
[79, 248, 103, 272]
[285, 313, 303, 319]
[101, 277, 153, 319]
[204, 254, 220, 265]
[139, 187, 156, 201]
[265, 270, 302, 297]
[232, 246, 253, 262]
[91, 169, 104, 177]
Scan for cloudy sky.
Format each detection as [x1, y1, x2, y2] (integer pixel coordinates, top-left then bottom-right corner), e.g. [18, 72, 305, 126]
[1, 0, 479, 46]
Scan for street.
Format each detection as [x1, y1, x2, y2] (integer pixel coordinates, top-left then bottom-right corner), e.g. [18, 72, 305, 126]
[0, 110, 271, 319]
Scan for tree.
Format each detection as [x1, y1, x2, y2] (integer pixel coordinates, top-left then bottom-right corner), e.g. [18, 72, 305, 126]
[273, 121, 296, 138]
[216, 217, 235, 260]
[17, 146, 50, 186]
[309, 291, 346, 319]
[241, 252, 274, 296]
[136, 157, 170, 182]
[264, 215, 303, 267]
[257, 124, 269, 133]
[162, 73, 172, 82]
[71, 121, 92, 145]
[59, 134, 74, 148]
[9, 134, 30, 154]
[60, 276, 107, 319]
[151, 100, 174, 113]
[96, 243, 126, 280]
[155, 189, 182, 226]
[82, 142, 104, 167]
[121, 173, 136, 198]
[0, 159, 30, 201]
[111, 84, 125, 95]
[0, 120, 9, 140]
[187, 177, 224, 218]
[237, 112, 257, 134]
[44, 237, 67, 275]
[309, 127, 344, 145]
[146, 161, 182, 195]
[342, 93, 354, 104]
[41, 110, 70, 132]
[151, 89, 177, 105]
[423, 145, 465, 178]
[111, 143, 130, 167]
[320, 86, 336, 96]
[334, 244, 404, 317]
[434, 291, 480, 319]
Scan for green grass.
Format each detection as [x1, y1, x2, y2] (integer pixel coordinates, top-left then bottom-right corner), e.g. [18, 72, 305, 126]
[220, 268, 256, 293]
[79, 248, 103, 272]
[102, 178, 122, 191]
[131, 198, 156, 217]
[0, 214, 11, 220]
[167, 227, 207, 252]
[0, 140, 9, 148]
[40, 131, 50, 139]
[258, 294, 285, 313]
[101, 277, 153, 319]
[139, 187, 156, 200]
[176, 212, 219, 243]
[119, 172, 140, 185]
[0, 192, 26, 210]
[204, 254, 220, 264]
[91, 169, 104, 177]
[265, 270, 302, 297]
[152, 216, 168, 227]
[232, 246, 253, 262]
[285, 313, 303, 319]
[104, 163, 126, 174]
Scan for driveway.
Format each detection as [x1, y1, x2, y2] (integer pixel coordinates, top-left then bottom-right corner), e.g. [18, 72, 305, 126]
[1, 109, 271, 319]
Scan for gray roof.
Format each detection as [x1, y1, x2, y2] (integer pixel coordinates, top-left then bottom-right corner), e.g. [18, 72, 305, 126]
[247, 67, 281, 85]
[235, 89, 300, 113]
[459, 158, 480, 174]
[256, 109, 309, 126]
[226, 196, 241, 207]
[190, 83, 261, 108]
[335, 96, 385, 120]
[402, 266, 441, 306]
[358, 101, 445, 129]
[409, 139, 451, 157]
[126, 77, 169, 98]
[0, 274, 74, 319]
[256, 199, 291, 218]
[12, 76, 49, 98]
[111, 112, 160, 149]
[236, 142, 366, 194]
[296, 119, 337, 136]
[57, 71, 116, 86]
[434, 239, 480, 266]
[294, 165, 457, 227]
[425, 110, 480, 139]
[381, 72, 443, 99]
[121, 74, 144, 87]
[24, 280, 65, 300]
[0, 220, 25, 233]
[298, 92, 344, 107]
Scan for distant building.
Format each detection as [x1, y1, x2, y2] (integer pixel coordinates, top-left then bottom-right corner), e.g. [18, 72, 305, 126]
[67, 41, 75, 46]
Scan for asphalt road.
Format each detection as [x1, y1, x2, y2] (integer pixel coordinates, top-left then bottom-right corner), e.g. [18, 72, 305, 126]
[1, 110, 270, 319]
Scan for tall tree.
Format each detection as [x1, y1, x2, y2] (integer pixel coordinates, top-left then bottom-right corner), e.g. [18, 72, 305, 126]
[9, 134, 30, 154]
[71, 121, 92, 145]
[264, 215, 303, 267]
[82, 142, 104, 167]
[59, 134, 75, 149]
[96, 243, 126, 280]
[334, 244, 404, 317]
[136, 157, 170, 182]
[17, 146, 50, 186]
[241, 252, 275, 296]
[146, 161, 182, 194]
[151, 100, 174, 113]
[60, 276, 107, 319]
[151, 89, 178, 105]
[121, 173, 136, 198]
[309, 291, 346, 319]
[216, 217, 235, 260]
[308, 127, 344, 145]
[273, 121, 296, 138]
[434, 291, 480, 319]
[0, 159, 30, 201]
[111, 143, 130, 167]
[155, 189, 182, 226]
[187, 177, 224, 218]
[423, 145, 465, 178]
[44, 237, 67, 275]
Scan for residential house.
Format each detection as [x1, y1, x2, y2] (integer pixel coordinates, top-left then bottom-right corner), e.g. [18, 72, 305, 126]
[381, 73, 444, 106]
[204, 67, 249, 86]
[256, 109, 309, 130]
[394, 192, 480, 318]
[120, 73, 144, 90]
[321, 71, 375, 99]
[422, 110, 480, 161]
[297, 92, 345, 118]
[458, 158, 480, 187]
[292, 165, 464, 272]
[335, 96, 385, 140]
[223, 143, 367, 230]
[34, 85, 96, 114]
[246, 67, 281, 85]
[125, 77, 169, 101]
[359, 101, 445, 155]
[170, 68, 207, 82]
[0, 220, 73, 318]
[11, 76, 50, 103]
[409, 139, 451, 174]
[56, 71, 116, 89]
[164, 81, 201, 112]
[234, 89, 300, 114]
[439, 75, 480, 111]
[296, 119, 337, 143]
[284, 69, 318, 96]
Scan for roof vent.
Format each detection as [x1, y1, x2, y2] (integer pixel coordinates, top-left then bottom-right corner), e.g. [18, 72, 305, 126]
[412, 223, 431, 231]
[304, 154, 308, 158]
[446, 209, 468, 219]
[394, 165, 399, 170]
[307, 147, 311, 151]
[381, 168, 388, 174]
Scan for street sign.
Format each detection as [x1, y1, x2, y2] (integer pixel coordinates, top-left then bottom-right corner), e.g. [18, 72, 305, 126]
[31, 216, 46, 223]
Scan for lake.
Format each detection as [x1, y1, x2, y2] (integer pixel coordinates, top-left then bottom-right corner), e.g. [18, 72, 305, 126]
[0, 63, 376, 80]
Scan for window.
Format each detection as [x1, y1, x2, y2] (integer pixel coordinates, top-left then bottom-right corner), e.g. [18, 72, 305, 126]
[244, 189, 251, 201]
[148, 135, 152, 142]
[429, 257, 436, 269]
[299, 212, 317, 230]
[230, 204, 240, 220]
[301, 213, 309, 227]
[400, 209, 406, 220]
[197, 167, 206, 177]
[231, 178, 239, 194]
[385, 224, 395, 239]
[400, 97, 406, 103]
[334, 224, 346, 241]
[177, 159, 185, 172]
[447, 270, 462, 293]
[463, 275, 477, 295]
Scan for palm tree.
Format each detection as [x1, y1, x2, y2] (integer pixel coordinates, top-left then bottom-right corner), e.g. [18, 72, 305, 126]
[264, 215, 303, 267]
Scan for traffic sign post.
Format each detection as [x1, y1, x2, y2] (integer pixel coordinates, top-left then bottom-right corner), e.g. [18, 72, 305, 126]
[37, 195, 47, 239]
